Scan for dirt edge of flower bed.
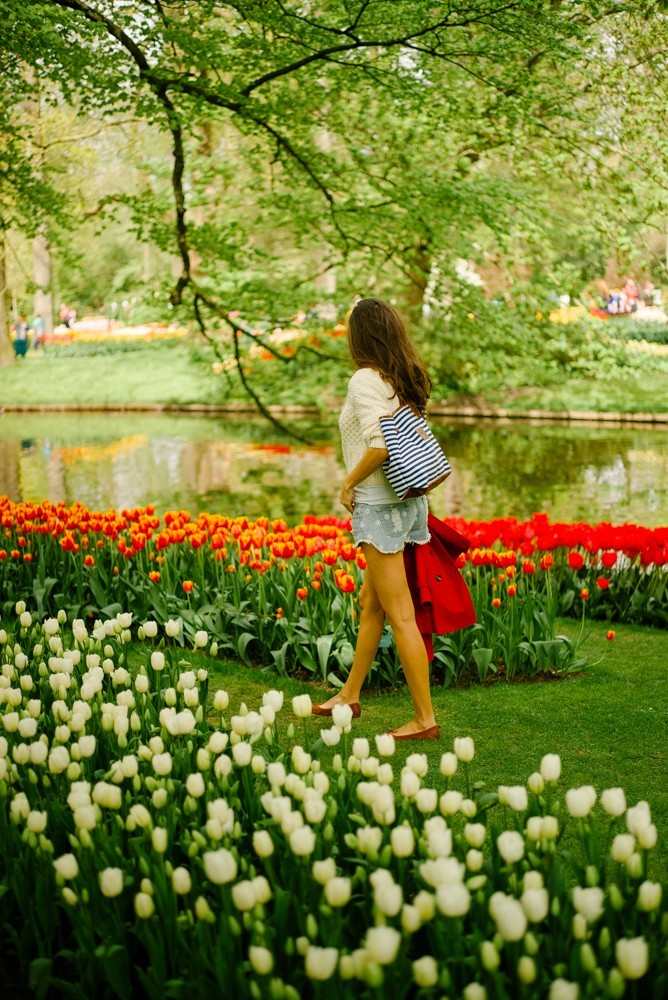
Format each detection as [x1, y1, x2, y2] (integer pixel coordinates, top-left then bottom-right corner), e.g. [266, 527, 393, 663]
[2, 401, 668, 424]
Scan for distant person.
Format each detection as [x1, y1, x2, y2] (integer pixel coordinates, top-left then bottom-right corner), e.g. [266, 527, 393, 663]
[59, 303, 76, 329]
[12, 315, 29, 358]
[31, 314, 45, 350]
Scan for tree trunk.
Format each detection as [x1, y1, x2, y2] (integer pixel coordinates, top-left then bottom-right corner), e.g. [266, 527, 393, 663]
[0, 231, 14, 366]
[32, 230, 54, 333]
[32, 233, 53, 333]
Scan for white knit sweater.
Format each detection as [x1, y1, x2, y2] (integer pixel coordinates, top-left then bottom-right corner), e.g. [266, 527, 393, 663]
[338, 366, 401, 504]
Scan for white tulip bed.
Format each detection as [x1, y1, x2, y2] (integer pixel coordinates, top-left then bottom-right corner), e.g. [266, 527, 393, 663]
[1, 605, 666, 1000]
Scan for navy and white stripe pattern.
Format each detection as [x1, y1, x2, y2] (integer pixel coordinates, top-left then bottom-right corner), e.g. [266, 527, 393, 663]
[378, 404, 452, 500]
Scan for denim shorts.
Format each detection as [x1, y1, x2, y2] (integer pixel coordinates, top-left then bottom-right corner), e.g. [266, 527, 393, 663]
[351, 495, 430, 554]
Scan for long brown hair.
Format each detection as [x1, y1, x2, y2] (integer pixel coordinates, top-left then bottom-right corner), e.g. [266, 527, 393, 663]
[346, 298, 432, 414]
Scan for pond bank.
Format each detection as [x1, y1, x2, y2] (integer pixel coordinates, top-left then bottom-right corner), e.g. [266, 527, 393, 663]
[3, 400, 668, 424]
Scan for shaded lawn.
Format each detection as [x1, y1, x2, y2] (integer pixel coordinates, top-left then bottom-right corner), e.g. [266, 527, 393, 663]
[3, 340, 668, 414]
[129, 619, 668, 879]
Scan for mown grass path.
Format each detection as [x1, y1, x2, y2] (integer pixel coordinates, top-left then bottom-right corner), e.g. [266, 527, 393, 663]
[127, 619, 668, 878]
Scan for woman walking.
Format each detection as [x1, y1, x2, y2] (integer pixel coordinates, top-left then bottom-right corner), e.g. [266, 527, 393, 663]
[312, 298, 439, 740]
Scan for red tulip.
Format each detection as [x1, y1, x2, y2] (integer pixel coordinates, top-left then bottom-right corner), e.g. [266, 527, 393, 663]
[606, 630, 616, 640]
[596, 576, 610, 590]
[568, 551, 585, 570]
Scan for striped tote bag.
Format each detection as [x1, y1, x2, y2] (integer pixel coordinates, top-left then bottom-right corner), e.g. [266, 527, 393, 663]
[378, 404, 452, 500]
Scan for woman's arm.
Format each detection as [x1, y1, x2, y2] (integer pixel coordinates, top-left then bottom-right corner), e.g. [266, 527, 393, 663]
[339, 446, 389, 512]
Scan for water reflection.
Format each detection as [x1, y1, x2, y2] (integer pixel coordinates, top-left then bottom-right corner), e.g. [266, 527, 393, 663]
[0, 412, 666, 524]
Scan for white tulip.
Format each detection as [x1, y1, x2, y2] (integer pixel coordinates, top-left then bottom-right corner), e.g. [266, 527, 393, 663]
[375, 882, 402, 917]
[440, 790, 463, 815]
[319, 726, 340, 747]
[541, 815, 559, 840]
[413, 956, 438, 987]
[27, 810, 47, 833]
[292, 694, 312, 718]
[48, 746, 70, 774]
[526, 816, 544, 842]
[231, 880, 256, 911]
[521, 888, 549, 923]
[549, 979, 579, 999]
[527, 771, 544, 794]
[374, 733, 395, 757]
[463, 984, 486, 1000]
[611, 833, 636, 863]
[523, 870, 544, 891]
[99, 867, 123, 898]
[249, 945, 273, 976]
[151, 827, 168, 854]
[232, 741, 252, 767]
[290, 825, 315, 857]
[412, 890, 435, 923]
[165, 618, 181, 638]
[305, 945, 338, 981]
[150, 651, 165, 671]
[637, 824, 657, 850]
[438, 751, 458, 777]
[312, 857, 336, 885]
[466, 849, 483, 872]
[636, 880, 661, 912]
[320, 875, 349, 908]
[331, 703, 352, 729]
[400, 769, 420, 798]
[497, 831, 524, 865]
[352, 737, 370, 760]
[490, 895, 527, 941]
[453, 737, 475, 762]
[572, 886, 604, 924]
[391, 824, 415, 858]
[505, 786, 528, 812]
[540, 753, 561, 782]
[168, 866, 191, 894]
[416, 788, 438, 814]
[420, 856, 464, 888]
[401, 903, 420, 934]
[262, 688, 283, 712]
[54, 853, 79, 880]
[480, 940, 500, 972]
[518, 956, 536, 984]
[616, 937, 649, 979]
[461, 823, 483, 849]
[365, 926, 401, 965]
[152, 752, 172, 776]
[203, 848, 237, 885]
[601, 787, 626, 817]
[249, 831, 273, 860]
[436, 882, 471, 917]
[565, 786, 596, 818]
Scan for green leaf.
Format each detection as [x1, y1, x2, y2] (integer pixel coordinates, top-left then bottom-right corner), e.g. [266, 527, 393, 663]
[29, 957, 52, 1000]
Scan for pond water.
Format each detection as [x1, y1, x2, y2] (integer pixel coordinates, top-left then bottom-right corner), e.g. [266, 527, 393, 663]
[0, 411, 666, 525]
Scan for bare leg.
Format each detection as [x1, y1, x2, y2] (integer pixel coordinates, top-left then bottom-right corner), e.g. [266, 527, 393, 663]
[362, 543, 436, 734]
[316, 572, 385, 709]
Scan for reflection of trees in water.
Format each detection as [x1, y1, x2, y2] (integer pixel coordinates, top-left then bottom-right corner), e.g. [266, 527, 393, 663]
[1, 414, 666, 523]
[433, 423, 668, 521]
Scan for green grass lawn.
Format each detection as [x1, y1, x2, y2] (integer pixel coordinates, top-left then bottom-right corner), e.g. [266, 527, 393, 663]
[3, 339, 668, 413]
[127, 618, 668, 880]
[488, 371, 668, 413]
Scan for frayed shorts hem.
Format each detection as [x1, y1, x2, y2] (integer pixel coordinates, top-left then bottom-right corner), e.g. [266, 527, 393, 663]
[354, 532, 431, 555]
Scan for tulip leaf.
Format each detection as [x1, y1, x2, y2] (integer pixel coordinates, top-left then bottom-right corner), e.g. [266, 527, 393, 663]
[316, 633, 334, 678]
[29, 957, 52, 1000]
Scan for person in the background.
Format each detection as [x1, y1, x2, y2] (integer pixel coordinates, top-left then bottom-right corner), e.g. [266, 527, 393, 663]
[12, 315, 29, 358]
[31, 314, 45, 350]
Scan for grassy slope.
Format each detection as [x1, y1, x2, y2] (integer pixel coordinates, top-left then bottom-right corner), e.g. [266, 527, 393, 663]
[3, 342, 668, 412]
[127, 619, 668, 879]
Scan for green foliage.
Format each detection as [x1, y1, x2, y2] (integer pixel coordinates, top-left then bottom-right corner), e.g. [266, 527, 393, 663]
[606, 318, 668, 345]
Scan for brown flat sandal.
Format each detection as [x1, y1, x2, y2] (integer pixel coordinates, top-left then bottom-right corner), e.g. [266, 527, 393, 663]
[390, 724, 440, 741]
[311, 701, 361, 718]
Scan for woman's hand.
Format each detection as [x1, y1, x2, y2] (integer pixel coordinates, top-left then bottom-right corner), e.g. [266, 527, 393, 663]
[339, 481, 356, 514]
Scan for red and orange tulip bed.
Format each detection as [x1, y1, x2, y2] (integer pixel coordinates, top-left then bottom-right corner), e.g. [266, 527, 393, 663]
[1, 498, 666, 688]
